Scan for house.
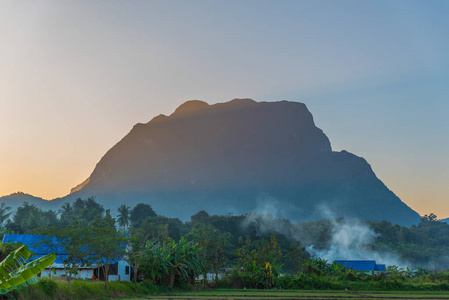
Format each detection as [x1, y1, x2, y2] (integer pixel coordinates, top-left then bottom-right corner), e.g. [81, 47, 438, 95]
[334, 260, 386, 274]
[2, 234, 131, 281]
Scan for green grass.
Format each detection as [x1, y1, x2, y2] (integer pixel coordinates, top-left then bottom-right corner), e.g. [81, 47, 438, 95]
[9, 279, 449, 299]
[121, 289, 449, 299]
[6, 278, 165, 300]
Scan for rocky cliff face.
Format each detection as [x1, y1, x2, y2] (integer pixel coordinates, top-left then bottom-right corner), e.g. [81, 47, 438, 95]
[62, 99, 419, 225]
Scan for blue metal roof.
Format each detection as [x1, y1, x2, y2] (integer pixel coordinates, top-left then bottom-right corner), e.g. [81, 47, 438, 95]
[2, 234, 64, 255]
[374, 264, 386, 271]
[30, 254, 68, 265]
[2, 234, 122, 266]
[334, 260, 378, 271]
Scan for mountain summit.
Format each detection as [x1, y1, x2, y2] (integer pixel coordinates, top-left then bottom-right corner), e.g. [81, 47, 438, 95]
[62, 99, 418, 225]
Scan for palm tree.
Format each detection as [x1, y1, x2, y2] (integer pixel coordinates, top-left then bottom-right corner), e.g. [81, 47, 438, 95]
[117, 204, 131, 230]
[59, 202, 73, 217]
[58, 202, 75, 227]
[0, 203, 12, 226]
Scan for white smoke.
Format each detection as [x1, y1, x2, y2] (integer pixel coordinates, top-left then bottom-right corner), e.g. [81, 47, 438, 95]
[243, 202, 410, 268]
[242, 194, 298, 238]
[306, 205, 409, 268]
[306, 220, 407, 267]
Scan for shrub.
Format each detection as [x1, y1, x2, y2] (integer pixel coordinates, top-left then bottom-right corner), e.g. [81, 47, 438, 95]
[278, 274, 345, 290]
[37, 278, 58, 297]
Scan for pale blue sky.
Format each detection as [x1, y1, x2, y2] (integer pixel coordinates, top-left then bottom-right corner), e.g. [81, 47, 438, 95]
[0, 0, 448, 216]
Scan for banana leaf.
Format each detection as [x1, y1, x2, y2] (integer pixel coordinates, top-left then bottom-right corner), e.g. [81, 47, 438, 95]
[0, 245, 56, 294]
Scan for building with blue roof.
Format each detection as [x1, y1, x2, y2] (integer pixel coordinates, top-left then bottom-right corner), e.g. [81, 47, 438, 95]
[2, 234, 131, 281]
[334, 260, 386, 274]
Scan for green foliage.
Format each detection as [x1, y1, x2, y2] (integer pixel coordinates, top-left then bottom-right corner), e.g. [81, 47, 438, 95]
[0, 245, 56, 295]
[149, 215, 185, 241]
[0, 203, 12, 227]
[9, 278, 168, 300]
[190, 210, 210, 224]
[186, 223, 231, 282]
[34, 224, 93, 290]
[125, 219, 169, 283]
[0, 242, 22, 262]
[278, 274, 345, 290]
[7, 199, 449, 294]
[285, 241, 307, 274]
[130, 203, 157, 226]
[117, 204, 131, 230]
[420, 213, 439, 224]
[37, 277, 57, 296]
[368, 214, 449, 268]
[73, 197, 105, 223]
[235, 234, 284, 289]
[142, 237, 205, 288]
[34, 205, 126, 291]
[88, 209, 127, 290]
[58, 197, 105, 228]
[301, 258, 325, 276]
[5, 202, 58, 234]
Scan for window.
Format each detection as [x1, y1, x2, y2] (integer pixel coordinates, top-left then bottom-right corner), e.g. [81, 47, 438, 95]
[109, 262, 118, 275]
[125, 266, 130, 275]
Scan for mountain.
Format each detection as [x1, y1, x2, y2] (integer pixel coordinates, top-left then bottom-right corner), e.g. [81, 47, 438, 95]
[54, 99, 419, 226]
[0, 192, 51, 212]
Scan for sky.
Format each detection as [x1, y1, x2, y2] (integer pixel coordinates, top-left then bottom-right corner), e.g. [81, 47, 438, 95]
[0, 0, 448, 217]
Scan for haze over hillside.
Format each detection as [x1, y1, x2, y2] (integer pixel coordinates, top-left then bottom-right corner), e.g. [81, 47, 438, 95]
[2, 99, 420, 226]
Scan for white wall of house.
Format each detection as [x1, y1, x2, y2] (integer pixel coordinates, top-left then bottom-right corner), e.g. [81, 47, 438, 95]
[40, 266, 94, 280]
[108, 260, 131, 281]
[39, 261, 131, 281]
[76, 268, 94, 280]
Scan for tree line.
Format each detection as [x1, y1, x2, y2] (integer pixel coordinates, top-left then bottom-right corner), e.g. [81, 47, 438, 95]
[1, 198, 449, 290]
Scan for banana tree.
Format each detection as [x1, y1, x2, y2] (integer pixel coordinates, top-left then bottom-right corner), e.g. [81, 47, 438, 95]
[0, 245, 56, 294]
[144, 238, 205, 288]
[159, 238, 204, 288]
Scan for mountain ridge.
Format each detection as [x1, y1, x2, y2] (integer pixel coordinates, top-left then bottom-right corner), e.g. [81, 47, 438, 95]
[1, 99, 420, 226]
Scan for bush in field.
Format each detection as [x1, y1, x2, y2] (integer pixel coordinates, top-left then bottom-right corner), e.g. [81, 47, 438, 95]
[37, 277, 58, 296]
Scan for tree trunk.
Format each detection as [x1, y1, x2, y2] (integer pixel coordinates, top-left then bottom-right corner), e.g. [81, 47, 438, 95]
[65, 263, 73, 290]
[133, 263, 140, 284]
[169, 271, 175, 288]
[104, 264, 109, 290]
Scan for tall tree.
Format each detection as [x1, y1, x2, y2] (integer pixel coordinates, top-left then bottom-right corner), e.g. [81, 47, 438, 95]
[186, 223, 230, 283]
[58, 202, 75, 227]
[190, 210, 210, 224]
[125, 220, 168, 283]
[88, 210, 126, 290]
[35, 224, 93, 290]
[79, 197, 105, 222]
[130, 203, 156, 226]
[117, 204, 131, 231]
[71, 197, 105, 225]
[5, 202, 56, 233]
[0, 203, 12, 226]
